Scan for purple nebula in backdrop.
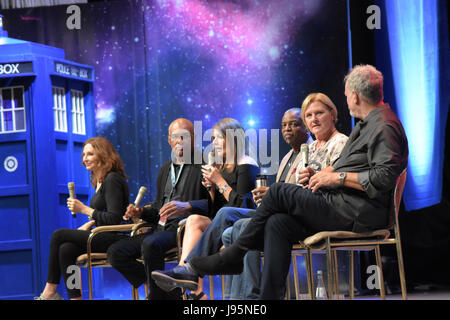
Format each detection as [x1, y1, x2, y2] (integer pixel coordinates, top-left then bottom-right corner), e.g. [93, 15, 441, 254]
[0, 0, 350, 300]
[92, 0, 328, 129]
[2, 0, 350, 192]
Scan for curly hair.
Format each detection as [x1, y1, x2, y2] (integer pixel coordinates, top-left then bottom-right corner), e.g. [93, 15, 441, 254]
[344, 64, 384, 105]
[82, 137, 127, 186]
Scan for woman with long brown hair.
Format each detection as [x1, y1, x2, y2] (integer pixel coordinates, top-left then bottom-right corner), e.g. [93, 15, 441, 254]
[153, 118, 259, 299]
[35, 137, 130, 300]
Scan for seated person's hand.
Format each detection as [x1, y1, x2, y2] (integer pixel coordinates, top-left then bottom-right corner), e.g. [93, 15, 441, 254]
[201, 176, 214, 189]
[159, 201, 192, 221]
[308, 169, 340, 193]
[202, 165, 222, 186]
[67, 198, 87, 214]
[123, 203, 143, 221]
[251, 186, 269, 206]
[296, 166, 315, 188]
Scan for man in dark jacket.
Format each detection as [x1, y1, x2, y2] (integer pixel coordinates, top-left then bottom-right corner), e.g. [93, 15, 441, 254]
[107, 118, 210, 300]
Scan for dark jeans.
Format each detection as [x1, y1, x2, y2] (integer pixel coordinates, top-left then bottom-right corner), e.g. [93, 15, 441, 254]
[47, 228, 126, 299]
[107, 229, 182, 300]
[185, 207, 256, 263]
[234, 183, 354, 299]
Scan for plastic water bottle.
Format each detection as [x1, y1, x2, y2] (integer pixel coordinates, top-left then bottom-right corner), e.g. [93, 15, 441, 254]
[315, 270, 328, 300]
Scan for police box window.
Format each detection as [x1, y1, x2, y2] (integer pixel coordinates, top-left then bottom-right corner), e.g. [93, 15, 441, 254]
[71, 89, 85, 135]
[53, 86, 67, 132]
[0, 86, 26, 134]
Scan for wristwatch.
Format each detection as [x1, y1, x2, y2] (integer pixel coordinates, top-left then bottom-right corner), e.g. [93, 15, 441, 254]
[338, 172, 347, 185]
[218, 183, 229, 194]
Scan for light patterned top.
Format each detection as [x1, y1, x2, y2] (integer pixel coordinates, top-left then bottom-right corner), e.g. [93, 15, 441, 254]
[295, 132, 348, 181]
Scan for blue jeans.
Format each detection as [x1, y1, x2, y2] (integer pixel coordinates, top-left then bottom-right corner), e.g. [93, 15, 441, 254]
[222, 218, 261, 300]
[185, 207, 256, 262]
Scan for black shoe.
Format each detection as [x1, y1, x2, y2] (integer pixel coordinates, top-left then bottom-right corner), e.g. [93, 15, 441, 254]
[190, 252, 243, 277]
[151, 265, 199, 292]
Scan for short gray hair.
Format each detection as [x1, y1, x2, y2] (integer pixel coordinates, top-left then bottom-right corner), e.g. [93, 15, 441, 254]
[344, 64, 384, 105]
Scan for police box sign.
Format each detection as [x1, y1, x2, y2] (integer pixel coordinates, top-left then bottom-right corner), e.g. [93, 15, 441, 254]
[54, 62, 92, 80]
[0, 62, 33, 75]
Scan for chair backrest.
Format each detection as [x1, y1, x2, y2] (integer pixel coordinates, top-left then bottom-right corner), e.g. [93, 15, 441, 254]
[387, 169, 407, 231]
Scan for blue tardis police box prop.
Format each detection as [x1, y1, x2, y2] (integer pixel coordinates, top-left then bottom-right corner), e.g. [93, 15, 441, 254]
[0, 15, 98, 299]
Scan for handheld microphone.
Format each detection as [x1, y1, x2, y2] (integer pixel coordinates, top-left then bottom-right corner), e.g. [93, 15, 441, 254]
[132, 186, 147, 223]
[134, 186, 147, 207]
[67, 182, 76, 218]
[301, 143, 309, 169]
[206, 151, 215, 191]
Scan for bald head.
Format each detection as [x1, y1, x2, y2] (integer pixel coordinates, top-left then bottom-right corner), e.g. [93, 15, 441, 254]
[168, 118, 194, 163]
[168, 118, 194, 135]
[284, 108, 302, 120]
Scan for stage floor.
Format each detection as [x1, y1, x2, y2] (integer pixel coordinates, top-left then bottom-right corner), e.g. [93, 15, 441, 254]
[357, 285, 450, 300]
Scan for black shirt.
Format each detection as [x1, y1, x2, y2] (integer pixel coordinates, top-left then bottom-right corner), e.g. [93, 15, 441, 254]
[323, 104, 408, 232]
[162, 163, 185, 204]
[212, 163, 260, 214]
[91, 171, 130, 226]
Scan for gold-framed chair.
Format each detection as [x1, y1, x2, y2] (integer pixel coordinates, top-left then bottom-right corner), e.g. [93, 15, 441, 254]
[292, 169, 407, 300]
[291, 246, 315, 299]
[76, 218, 186, 300]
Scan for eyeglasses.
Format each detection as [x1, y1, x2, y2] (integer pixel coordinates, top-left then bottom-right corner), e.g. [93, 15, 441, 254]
[169, 133, 191, 141]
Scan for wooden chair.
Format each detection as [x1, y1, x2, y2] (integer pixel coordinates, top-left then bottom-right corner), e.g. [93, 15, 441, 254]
[76, 218, 186, 300]
[292, 170, 407, 300]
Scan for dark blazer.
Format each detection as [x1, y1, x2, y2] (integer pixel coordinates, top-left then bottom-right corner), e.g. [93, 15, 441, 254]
[140, 160, 211, 233]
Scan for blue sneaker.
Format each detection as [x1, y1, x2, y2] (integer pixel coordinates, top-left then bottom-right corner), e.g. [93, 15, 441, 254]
[151, 265, 199, 292]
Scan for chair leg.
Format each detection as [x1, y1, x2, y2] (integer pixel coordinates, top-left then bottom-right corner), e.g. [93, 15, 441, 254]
[144, 282, 149, 299]
[305, 248, 314, 300]
[374, 245, 386, 300]
[132, 286, 139, 300]
[209, 276, 215, 300]
[332, 250, 340, 298]
[292, 254, 300, 300]
[325, 239, 333, 300]
[349, 251, 354, 300]
[395, 240, 408, 300]
[221, 275, 226, 300]
[87, 264, 93, 300]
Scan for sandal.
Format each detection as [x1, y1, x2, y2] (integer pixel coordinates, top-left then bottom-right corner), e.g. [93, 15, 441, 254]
[34, 292, 63, 300]
[188, 292, 207, 300]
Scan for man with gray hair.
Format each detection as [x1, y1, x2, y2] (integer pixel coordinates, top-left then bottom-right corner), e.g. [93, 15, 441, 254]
[164, 64, 409, 300]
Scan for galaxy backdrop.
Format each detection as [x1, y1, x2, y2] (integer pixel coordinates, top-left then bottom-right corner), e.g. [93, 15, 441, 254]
[3, 0, 349, 202]
[1, 0, 349, 299]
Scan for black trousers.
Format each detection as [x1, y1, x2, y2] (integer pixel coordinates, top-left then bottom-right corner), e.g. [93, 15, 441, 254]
[107, 229, 182, 300]
[47, 228, 126, 299]
[234, 183, 354, 299]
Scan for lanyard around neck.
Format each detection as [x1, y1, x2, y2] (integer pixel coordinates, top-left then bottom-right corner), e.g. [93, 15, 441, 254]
[169, 163, 184, 201]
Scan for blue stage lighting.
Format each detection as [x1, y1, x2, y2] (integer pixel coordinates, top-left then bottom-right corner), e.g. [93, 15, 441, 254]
[385, 0, 442, 210]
